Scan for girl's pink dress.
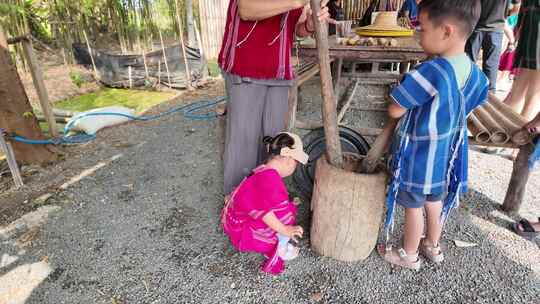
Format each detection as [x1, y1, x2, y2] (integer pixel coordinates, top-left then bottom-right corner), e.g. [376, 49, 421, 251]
[221, 166, 297, 275]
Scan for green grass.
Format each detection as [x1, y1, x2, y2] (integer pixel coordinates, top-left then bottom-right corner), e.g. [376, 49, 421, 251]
[207, 59, 220, 77]
[55, 88, 177, 115]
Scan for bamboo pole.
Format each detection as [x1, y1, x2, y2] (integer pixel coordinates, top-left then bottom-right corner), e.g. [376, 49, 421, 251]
[142, 49, 149, 80]
[20, 39, 59, 137]
[467, 112, 491, 144]
[158, 30, 172, 87]
[175, 0, 193, 90]
[158, 59, 162, 84]
[311, 0, 343, 167]
[194, 19, 208, 78]
[128, 66, 133, 88]
[83, 30, 99, 80]
[0, 132, 24, 189]
[474, 106, 509, 144]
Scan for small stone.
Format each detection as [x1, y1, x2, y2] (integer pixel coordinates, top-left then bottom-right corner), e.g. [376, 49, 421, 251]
[309, 292, 323, 302]
[230, 283, 236, 289]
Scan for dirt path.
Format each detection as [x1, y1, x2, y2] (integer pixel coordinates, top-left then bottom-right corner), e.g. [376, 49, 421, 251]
[1, 79, 539, 304]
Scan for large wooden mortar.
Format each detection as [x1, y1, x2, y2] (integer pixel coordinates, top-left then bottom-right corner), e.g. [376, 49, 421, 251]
[311, 156, 386, 261]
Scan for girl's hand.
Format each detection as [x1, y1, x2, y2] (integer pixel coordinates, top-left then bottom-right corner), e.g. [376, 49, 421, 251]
[524, 112, 540, 134]
[283, 225, 304, 243]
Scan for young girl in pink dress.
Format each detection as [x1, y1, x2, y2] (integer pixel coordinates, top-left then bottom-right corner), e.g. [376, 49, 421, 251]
[221, 132, 308, 275]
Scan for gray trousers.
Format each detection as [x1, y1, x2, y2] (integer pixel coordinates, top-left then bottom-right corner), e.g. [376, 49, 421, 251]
[223, 72, 291, 194]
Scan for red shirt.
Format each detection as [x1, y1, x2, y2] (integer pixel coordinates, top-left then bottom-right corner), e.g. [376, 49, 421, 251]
[218, 1, 303, 80]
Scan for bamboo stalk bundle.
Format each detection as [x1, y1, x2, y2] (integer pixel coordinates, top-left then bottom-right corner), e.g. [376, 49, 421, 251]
[487, 94, 532, 145]
[467, 112, 491, 144]
[473, 105, 510, 144]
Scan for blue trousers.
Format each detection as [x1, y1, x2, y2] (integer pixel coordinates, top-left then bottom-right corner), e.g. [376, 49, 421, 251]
[466, 30, 503, 91]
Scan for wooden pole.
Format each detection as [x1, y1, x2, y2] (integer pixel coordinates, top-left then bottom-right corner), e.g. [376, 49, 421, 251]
[83, 31, 99, 80]
[0, 132, 24, 189]
[194, 19, 208, 78]
[20, 39, 59, 137]
[175, 0, 194, 90]
[310, 0, 343, 167]
[142, 49, 149, 80]
[158, 30, 172, 87]
[128, 66, 133, 88]
[502, 143, 534, 213]
[287, 82, 299, 131]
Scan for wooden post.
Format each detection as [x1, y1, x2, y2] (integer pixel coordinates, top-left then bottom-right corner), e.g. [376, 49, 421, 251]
[20, 39, 58, 137]
[194, 19, 208, 78]
[128, 66, 133, 88]
[175, 0, 194, 90]
[502, 143, 534, 213]
[158, 30, 172, 87]
[333, 58, 343, 100]
[310, 0, 343, 167]
[142, 50, 149, 80]
[287, 81, 299, 131]
[0, 132, 24, 189]
[83, 31, 99, 80]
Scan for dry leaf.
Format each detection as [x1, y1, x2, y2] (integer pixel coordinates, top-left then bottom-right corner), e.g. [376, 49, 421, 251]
[309, 292, 323, 302]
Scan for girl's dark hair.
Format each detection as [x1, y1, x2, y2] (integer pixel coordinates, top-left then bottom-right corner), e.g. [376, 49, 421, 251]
[419, 0, 481, 36]
[263, 133, 295, 157]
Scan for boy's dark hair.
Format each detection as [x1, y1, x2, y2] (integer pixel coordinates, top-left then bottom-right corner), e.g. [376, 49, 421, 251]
[263, 133, 295, 157]
[419, 0, 481, 36]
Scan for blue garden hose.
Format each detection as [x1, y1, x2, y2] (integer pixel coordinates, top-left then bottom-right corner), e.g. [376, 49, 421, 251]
[5, 96, 226, 146]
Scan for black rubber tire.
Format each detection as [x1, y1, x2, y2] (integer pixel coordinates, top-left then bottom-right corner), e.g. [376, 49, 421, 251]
[292, 126, 370, 200]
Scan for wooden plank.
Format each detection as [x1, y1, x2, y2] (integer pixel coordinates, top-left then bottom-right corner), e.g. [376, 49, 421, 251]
[333, 58, 343, 100]
[502, 143, 533, 213]
[287, 82, 298, 131]
[310, 0, 342, 167]
[20, 39, 59, 137]
[83, 31, 99, 80]
[0, 132, 24, 189]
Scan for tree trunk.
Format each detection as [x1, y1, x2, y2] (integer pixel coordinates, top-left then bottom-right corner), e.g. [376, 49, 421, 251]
[185, 0, 196, 47]
[0, 28, 57, 165]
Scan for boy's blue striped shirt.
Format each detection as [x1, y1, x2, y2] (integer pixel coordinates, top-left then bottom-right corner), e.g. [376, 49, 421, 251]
[385, 57, 489, 229]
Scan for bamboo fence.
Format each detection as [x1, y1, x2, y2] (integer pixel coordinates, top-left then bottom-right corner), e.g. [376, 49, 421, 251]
[198, 0, 229, 59]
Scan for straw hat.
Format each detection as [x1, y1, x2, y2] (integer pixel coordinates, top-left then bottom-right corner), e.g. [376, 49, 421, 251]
[356, 11, 413, 37]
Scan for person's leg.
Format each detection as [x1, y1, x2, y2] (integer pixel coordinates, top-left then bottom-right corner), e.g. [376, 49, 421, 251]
[223, 75, 268, 194]
[259, 85, 290, 163]
[504, 69, 532, 114]
[403, 207, 424, 254]
[424, 200, 443, 246]
[482, 31, 504, 91]
[519, 69, 540, 121]
[465, 30, 483, 63]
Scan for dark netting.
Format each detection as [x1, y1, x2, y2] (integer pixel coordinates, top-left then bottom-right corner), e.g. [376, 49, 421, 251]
[73, 43, 204, 89]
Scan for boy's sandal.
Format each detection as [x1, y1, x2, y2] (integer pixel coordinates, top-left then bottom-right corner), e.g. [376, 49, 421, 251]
[377, 244, 421, 271]
[512, 218, 540, 240]
[278, 243, 299, 261]
[420, 239, 444, 264]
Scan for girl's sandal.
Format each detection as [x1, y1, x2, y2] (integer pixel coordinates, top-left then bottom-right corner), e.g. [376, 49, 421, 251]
[377, 244, 421, 270]
[278, 243, 299, 261]
[420, 239, 444, 263]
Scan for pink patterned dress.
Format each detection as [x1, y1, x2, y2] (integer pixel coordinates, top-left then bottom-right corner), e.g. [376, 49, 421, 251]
[221, 166, 298, 275]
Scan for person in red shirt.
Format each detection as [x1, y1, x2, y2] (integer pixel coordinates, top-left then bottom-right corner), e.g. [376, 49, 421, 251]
[219, 0, 330, 194]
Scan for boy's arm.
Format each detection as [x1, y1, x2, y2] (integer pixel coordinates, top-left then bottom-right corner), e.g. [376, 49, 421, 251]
[388, 101, 407, 119]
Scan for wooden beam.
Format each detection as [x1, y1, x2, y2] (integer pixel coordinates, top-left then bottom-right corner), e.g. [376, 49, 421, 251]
[20, 39, 59, 137]
[310, 0, 342, 167]
[7, 35, 29, 45]
[0, 132, 24, 189]
[502, 143, 534, 213]
[287, 82, 298, 131]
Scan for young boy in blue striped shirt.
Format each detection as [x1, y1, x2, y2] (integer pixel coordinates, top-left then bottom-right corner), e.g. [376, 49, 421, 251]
[378, 0, 489, 270]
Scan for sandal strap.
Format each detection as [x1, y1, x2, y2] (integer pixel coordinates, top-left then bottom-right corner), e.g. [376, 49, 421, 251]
[519, 219, 536, 232]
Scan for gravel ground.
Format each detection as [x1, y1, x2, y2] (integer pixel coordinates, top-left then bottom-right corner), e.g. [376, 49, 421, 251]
[1, 79, 539, 304]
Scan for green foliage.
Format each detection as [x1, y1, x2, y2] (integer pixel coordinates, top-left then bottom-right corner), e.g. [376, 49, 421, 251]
[55, 88, 176, 114]
[69, 71, 85, 88]
[22, 111, 35, 118]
